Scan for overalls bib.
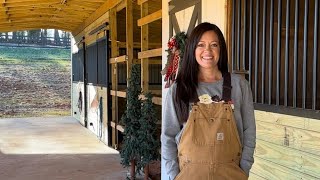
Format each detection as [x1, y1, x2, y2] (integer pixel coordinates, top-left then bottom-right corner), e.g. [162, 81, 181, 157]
[175, 73, 248, 180]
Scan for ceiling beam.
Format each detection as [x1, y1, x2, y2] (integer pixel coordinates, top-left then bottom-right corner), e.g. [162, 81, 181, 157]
[2, 0, 10, 22]
[3, 1, 100, 10]
[72, 0, 121, 36]
[0, 16, 84, 24]
[0, 23, 77, 30]
[0, 25, 72, 32]
[4, 9, 91, 17]
[0, 11, 88, 18]
[0, 0, 110, 32]
[60, 0, 67, 4]
[6, 6, 94, 13]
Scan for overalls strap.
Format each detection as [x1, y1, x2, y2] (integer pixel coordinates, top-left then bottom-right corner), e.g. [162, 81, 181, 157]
[222, 72, 232, 102]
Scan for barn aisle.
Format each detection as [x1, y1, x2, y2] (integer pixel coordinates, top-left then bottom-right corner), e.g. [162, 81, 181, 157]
[0, 116, 126, 180]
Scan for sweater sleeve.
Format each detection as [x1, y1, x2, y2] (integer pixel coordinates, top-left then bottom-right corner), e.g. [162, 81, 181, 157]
[161, 85, 181, 180]
[239, 79, 256, 175]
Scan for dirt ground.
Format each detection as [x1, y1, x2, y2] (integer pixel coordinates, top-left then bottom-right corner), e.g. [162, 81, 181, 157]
[0, 58, 71, 118]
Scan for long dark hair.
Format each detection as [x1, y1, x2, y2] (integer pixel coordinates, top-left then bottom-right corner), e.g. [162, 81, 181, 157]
[174, 22, 229, 124]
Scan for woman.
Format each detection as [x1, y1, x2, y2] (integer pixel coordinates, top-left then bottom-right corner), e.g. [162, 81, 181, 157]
[161, 22, 256, 180]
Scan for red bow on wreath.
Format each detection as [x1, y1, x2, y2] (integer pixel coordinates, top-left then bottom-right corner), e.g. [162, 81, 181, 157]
[161, 32, 187, 88]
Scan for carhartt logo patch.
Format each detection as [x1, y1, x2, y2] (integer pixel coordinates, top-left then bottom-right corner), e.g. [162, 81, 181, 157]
[217, 133, 224, 141]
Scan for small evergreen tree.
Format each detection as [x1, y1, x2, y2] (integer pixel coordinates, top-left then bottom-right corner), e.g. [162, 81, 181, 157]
[54, 29, 60, 45]
[120, 64, 142, 179]
[138, 92, 160, 179]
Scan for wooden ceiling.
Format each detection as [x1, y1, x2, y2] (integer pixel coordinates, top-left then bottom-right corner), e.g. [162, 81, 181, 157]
[0, 0, 109, 32]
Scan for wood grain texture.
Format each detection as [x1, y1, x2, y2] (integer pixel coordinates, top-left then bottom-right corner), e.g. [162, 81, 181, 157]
[140, 1, 149, 92]
[255, 110, 320, 133]
[138, 48, 162, 59]
[256, 120, 320, 156]
[0, 0, 115, 32]
[253, 110, 320, 179]
[250, 156, 318, 179]
[137, 9, 161, 26]
[254, 139, 320, 178]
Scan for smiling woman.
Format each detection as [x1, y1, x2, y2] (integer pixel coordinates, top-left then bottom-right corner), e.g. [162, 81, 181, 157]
[195, 30, 221, 80]
[162, 22, 256, 180]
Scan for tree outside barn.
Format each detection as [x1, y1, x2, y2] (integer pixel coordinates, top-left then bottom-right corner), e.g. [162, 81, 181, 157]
[0, 29, 71, 47]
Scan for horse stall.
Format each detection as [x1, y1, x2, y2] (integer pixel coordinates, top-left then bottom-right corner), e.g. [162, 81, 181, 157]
[70, 0, 163, 149]
[161, 0, 320, 179]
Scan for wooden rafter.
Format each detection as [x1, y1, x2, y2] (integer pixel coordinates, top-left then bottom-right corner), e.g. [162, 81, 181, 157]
[72, 0, 121, 35]
[0, 0, 110, 32]
[0, 14, 86, 20]
[2, 0, 10, 22]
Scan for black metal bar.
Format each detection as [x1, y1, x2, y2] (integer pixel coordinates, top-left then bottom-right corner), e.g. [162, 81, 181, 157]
[313, 0, 318, 110]
[293, 0, 298, 108]
[254, 0, 260, 103]
[249, 0, 253, 84]
[99, 96, 103, 139]
[261, 0, 266, 104]
[82, 37, 88, 127]
[105, 31, 112, 147]
[302, 0, 308, 109]
[268, 0, 274, 105]
[96, 41, 99, 85]
[276, 0, 281, 106]
[242, 0, 247, 70]
[284, 0, 290, 106]
[232, 0, 236, 73]
[237, 0, 241, 70]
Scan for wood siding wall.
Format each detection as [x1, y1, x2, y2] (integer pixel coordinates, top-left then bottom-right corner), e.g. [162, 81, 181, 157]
[250, 110, 320, 179]
[228, 0, 320, 178]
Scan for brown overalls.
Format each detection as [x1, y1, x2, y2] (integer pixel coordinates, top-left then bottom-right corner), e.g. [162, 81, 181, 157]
[175, 73, 248, 180]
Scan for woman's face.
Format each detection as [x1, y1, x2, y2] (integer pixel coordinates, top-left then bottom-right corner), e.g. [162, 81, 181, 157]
[195, 30, 220, 70]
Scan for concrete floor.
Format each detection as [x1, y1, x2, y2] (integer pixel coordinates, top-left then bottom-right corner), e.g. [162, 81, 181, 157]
[0, 116, 127, 180]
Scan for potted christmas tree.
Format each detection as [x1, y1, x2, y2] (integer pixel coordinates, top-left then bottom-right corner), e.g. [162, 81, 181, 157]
[138, 92, 160, 179]
[120, 64, 142, 179]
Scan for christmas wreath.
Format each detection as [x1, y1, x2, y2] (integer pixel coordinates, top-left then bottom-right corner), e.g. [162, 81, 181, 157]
[161, 32, 187, 88]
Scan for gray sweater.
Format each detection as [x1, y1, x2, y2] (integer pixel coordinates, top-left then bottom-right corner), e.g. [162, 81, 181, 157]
[161, 74, 256, 180]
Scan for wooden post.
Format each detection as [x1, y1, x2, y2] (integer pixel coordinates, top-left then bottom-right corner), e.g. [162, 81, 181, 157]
[226, 0, 233, 72]
[141, 1, 149, 93]
[126, 0, 133, 81]
[110, 7, 119, 148]
[127, 0, 134, 178]
[144, 164, 149, 180]
[130, 159, 136, 180]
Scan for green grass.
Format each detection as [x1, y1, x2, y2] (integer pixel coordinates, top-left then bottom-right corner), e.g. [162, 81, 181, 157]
[0, 46, 70, 60]
[0, 46, 71, 118]
[0, 110, 70, 118]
